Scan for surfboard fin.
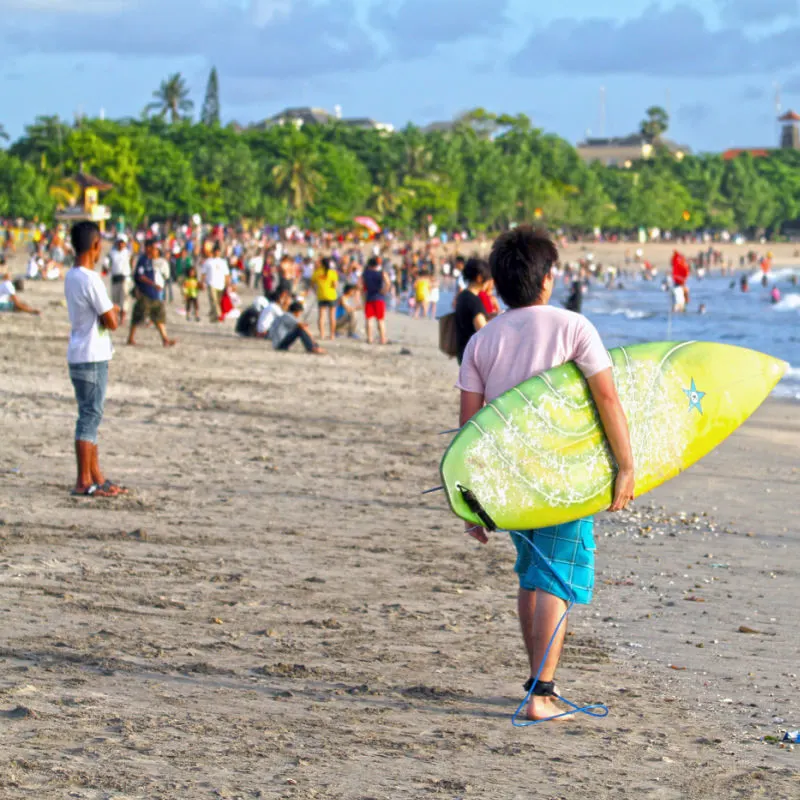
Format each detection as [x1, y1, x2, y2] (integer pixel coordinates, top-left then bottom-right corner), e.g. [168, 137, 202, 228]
[457, 486, 498, 532]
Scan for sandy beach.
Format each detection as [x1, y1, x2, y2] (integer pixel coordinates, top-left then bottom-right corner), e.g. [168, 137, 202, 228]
[1, 271, 799, 799]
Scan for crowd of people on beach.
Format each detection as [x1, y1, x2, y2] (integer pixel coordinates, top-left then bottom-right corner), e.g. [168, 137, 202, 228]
[3, 212, 797, 725]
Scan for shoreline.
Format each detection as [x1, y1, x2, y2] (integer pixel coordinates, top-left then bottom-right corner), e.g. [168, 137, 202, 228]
[0, 277, 798, 797]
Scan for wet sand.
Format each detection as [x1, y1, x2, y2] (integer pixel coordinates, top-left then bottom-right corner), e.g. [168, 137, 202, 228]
[1, 276, 798, 799]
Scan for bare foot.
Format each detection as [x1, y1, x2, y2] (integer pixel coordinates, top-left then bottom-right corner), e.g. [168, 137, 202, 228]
[163, 339, 178, 348]
[526, 694, 570, 722]
[127, 340, 137, 346]
[311, 346, 327, 355]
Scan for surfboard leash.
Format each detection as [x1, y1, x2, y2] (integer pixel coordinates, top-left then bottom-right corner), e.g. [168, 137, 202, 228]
[457, 486, 609, 726]
[507, 528, 609, 727]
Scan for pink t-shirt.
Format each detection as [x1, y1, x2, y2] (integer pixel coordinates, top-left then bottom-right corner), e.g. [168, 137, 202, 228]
[457, 305, 612, 402]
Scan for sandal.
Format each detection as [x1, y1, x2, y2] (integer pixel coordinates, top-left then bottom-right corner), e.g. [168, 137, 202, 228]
[71, 484, 113, 498]
[100, 480, 129, 495]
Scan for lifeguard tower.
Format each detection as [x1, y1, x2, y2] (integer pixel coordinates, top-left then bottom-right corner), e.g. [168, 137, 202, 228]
[55, 171, 113, 231]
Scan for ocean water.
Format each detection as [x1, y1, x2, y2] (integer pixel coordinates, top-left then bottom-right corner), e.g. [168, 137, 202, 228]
[431, 270, 800, 401]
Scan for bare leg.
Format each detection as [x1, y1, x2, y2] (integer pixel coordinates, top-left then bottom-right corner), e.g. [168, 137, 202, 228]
[327, 306, 335, 340]
[89, 443, 106, 487]
[75, 440, 95, 491]
[74, 441, 110, 495]
[519, 587, 570, 721]
[366, 318, 373, 344]
[377, 319, 387, 345]
[518, 588, 538, 672]
[127, 323, 138, 345]
[318, 307, 324, 340]
[155, 322, 177, 347]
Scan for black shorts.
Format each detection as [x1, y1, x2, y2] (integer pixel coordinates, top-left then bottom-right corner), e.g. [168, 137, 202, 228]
[318, 299, 336, 308]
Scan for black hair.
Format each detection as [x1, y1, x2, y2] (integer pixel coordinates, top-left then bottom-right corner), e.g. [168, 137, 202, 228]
[366, 256, 380, 269]
[70, 221, 101, 256]
[463, 257, 491, 285]
[288, 301, 304, 314]
[342, 283, 357, 295]
[269, 287, 291, 302]
[489, 226, 558, 308]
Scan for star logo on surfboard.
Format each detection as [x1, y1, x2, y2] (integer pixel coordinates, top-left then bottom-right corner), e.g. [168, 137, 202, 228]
[683, 379, 706, 414]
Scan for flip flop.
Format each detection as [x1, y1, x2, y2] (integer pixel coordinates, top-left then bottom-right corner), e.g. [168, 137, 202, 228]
[100, 480, 129, 495]
[71, 484, 113, 498]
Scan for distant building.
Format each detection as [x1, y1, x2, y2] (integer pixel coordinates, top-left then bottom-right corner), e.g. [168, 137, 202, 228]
[341, 117, 395, 133]
[722, 111, 800, 160]
[55, 171, 112, 230]
[254, 107, 394, 133]
[577, 133, 689, 167]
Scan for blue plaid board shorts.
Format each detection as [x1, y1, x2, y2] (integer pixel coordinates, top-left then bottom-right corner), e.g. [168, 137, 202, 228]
[510, 517, 596, 605]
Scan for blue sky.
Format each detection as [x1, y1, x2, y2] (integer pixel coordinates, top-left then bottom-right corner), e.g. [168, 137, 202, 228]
[2, 0, 800, 151]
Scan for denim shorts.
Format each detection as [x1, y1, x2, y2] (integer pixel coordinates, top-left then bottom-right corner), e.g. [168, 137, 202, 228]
[510, 518, 596, 605]
[69, 361, 109, 444]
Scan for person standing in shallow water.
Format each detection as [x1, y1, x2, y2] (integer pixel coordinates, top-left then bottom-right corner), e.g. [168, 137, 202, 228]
[64, 221, 126, 497]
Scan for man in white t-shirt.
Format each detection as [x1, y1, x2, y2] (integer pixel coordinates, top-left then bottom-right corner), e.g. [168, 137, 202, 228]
[201, 242, 230, 322]
[107, 236, 132, 322]
[255, 290, 287, 337]
[0, 273, 40, 314]
[64, 221, 123, 498]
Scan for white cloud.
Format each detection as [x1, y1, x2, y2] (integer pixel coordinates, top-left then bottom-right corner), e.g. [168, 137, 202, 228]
[249, 0, 293, 26]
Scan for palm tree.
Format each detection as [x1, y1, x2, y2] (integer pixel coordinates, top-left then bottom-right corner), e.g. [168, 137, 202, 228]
[370, 172, 415, 219]
[640, 106, 669, 144]
[271, 138, 327, 217]
[0, 124, 8, 143]
[145, 74, 194, 123]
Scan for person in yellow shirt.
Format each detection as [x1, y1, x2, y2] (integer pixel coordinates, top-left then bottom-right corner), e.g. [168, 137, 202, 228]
[312, 257, 339, 340]
[414, 270, 431, 319]
[182, 266, 201, 322]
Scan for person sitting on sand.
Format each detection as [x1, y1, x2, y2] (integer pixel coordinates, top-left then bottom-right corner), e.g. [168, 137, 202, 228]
[263, 290, 325, 354]
[335, 284, 360, 338]
[457, 227, 634, 722]
[0, 273, 40, 314]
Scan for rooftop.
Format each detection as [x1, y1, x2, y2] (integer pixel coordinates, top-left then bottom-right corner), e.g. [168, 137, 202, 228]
[74, 171, 113, 191]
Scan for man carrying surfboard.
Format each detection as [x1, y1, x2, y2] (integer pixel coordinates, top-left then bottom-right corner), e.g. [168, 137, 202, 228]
[457, 227, 635, 722]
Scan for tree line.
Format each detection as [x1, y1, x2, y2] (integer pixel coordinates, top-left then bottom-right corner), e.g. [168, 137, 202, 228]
[1, 75, 799, 234]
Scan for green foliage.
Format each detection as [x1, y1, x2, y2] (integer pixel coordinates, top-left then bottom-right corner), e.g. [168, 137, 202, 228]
[0, 151, 54, 219]
[201, 68, 221, 127]
[640, 106, 669, 143]
[145, 73, 194, 124]
[3, 108, 800, 233]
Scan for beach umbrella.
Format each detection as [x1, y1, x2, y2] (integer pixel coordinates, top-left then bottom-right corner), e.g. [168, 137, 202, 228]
[354, 216, 381, 235]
